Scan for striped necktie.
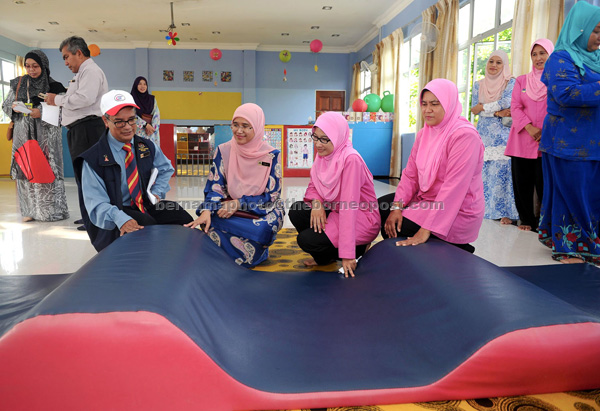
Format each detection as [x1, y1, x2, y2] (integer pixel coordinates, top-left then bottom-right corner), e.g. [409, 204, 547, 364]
[122, 143, 145, 213]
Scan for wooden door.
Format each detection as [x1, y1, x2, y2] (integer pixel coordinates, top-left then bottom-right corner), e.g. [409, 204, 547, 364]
[315, 90, 345, 119]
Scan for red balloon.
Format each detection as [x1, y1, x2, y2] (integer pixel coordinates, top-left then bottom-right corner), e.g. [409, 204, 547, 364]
[352, 99, 368, 112]
[310, 39, 323, 53]
[210, 48, 222, 61]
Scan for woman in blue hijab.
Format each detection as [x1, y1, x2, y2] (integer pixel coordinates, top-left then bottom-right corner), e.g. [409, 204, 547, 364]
[538, 1, 600, 266]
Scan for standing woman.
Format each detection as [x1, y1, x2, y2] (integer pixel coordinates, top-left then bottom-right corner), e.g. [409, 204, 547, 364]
[538, 1, 600, 266]
[288, 112, 380, 278]
[505, 39, 554, 231]
[471, 50, 519, 225]
[130, 76, 160, 145]
[186, 103, 284, 268]
[2, 49, 69, 222]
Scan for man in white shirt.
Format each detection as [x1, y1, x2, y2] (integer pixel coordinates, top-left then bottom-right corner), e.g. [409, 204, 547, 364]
[45, 36, 108, 229]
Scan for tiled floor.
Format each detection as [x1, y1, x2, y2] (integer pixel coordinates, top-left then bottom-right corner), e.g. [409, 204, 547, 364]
[0, 176, 560, 276]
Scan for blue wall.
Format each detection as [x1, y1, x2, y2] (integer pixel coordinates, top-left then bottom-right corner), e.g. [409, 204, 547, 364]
[3, 0, 438, 125]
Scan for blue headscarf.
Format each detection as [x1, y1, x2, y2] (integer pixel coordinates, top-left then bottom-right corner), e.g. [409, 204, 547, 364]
[554, 1, 600, 76]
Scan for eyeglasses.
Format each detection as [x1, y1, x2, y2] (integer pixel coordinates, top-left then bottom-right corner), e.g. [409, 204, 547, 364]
[311, 133, 331, 144]
[231, 123, 253, 133]
[106, 116, 137, 129]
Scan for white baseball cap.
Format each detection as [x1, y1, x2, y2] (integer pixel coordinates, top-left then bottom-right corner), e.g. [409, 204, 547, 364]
[101, 90, 140, 116]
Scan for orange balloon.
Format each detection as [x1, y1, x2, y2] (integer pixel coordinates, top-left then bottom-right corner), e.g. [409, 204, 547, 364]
[89, 44, 101, 57]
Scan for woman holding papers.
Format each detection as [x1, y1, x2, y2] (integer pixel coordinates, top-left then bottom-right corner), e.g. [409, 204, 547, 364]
[2, 49, 69, 222]
[186, 103, 285, 268]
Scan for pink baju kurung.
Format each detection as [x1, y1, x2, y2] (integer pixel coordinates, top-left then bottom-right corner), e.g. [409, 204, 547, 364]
[504, 75, 547, 159]
[304, 154, 380, 259]
[394, 130, 485, 244]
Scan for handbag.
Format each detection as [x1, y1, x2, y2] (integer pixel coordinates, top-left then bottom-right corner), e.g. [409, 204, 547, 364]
[222, 196, 260, 219]
[6, 77, 23, 141]
[13, 121, 55, 184]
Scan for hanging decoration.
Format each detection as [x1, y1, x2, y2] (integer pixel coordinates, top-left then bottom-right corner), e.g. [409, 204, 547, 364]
[89, 44, 101, 57]
[166, 32, 179, 46]
[164, 2, 180, 46]
[210, 48, 222, 61]
[279, 50, 291, 82]
[310, 39, 323, 72]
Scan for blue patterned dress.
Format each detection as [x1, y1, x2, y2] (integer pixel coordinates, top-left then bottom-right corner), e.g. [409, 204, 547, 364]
[538, 50, 600, 266]
[198, 146, 285, 267]
[473, 78, 519, 220]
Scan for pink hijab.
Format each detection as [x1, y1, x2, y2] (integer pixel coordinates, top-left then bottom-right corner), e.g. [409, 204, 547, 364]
[416, 79, 480, 192]
[478, 49, 514, 103]
[525, 38, 554, 101]
[220, 103, 275, 199]
[310, 112, 372, 202]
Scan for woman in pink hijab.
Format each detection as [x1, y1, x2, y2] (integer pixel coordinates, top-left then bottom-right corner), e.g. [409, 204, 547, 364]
[379, 78, 484, 252]
[289, 112, 380, 277]
[186, 103, 284, 267]
[471, 49, 519, 225]
[505, 39, 554, 231]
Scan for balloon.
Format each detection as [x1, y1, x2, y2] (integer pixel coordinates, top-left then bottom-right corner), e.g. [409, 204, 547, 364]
[279, 50, 291, 63]
[364, 93, 382, 112]
[352, 99, 368, 112]
[210, 48, 222, 61]
[88, 44, 101, 57]
[381, 91, 394, 112]
[310, 39, 323, 53]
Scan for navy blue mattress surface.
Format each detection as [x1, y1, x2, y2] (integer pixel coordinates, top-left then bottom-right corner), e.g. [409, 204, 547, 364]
[0, 225, 598, 394]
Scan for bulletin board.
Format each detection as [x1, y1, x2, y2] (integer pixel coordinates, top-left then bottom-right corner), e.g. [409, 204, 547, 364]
[152, 91, 242, 121]
[264, 125, 283, 151]
[283, 125, 314, 177]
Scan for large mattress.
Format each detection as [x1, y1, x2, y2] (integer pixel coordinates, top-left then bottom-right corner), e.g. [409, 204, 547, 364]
[0, 225, 598, 410]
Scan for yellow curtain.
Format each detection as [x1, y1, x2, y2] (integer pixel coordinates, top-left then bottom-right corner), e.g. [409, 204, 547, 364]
[387, 28, 404, 178]
[16, 56, 25, 76]
[511, 0, 564, 77]
[372, 45, 382, 95]
[350, 62, 361, 104]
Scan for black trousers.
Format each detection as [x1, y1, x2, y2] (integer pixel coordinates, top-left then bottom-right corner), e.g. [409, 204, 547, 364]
[67, 116, 106, 161]
[377, 193, 475, 253]
[511, 156, 543, 230]
[288, 201, 368, 265]
[122, 201, 193, 227]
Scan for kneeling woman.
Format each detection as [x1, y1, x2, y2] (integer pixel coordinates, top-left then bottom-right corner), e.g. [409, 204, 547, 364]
[186, 103, 284, 267]
[289, 112, 380, 277]
[379, 79, 485, 251]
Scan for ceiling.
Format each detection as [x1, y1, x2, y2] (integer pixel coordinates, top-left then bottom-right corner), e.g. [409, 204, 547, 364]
[0, 0, 413, 53]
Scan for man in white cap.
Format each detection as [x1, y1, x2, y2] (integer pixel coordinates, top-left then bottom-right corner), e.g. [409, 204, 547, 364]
[74, 90, 192, 252]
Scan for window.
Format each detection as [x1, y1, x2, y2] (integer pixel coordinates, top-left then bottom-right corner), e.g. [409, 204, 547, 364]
[1, 59, 17, 123]
[457, 0, 514, 121]
[398, 28, 421, 133]
[359, 64, 372, 99]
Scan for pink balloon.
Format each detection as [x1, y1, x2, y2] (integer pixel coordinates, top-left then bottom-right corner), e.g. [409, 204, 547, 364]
[310, 39, 323, 53]
[209, 48, 222, 61]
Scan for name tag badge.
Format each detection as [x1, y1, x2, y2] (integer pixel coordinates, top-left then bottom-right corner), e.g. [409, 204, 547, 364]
[140, 152, 150, 158]
[258, 161, 270, 167]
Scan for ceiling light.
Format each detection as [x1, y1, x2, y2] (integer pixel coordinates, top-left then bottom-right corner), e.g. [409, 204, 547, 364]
[181, 23, 191, 26]
[212, 31, 220, 35]
[311, 26, 320, 30]
[190, 37, 198, 40]
[331, 34, 340, 37]
[159, 29, 169, 32]
[322, 6, 332, 10]
[88, 29, 97, 33]
[14, 1, 25, 4]
[281, 33, 289, 36]
[302, 40, 310, 43]
[36, 28, 45, 31]
[49, 21, 59, 25]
